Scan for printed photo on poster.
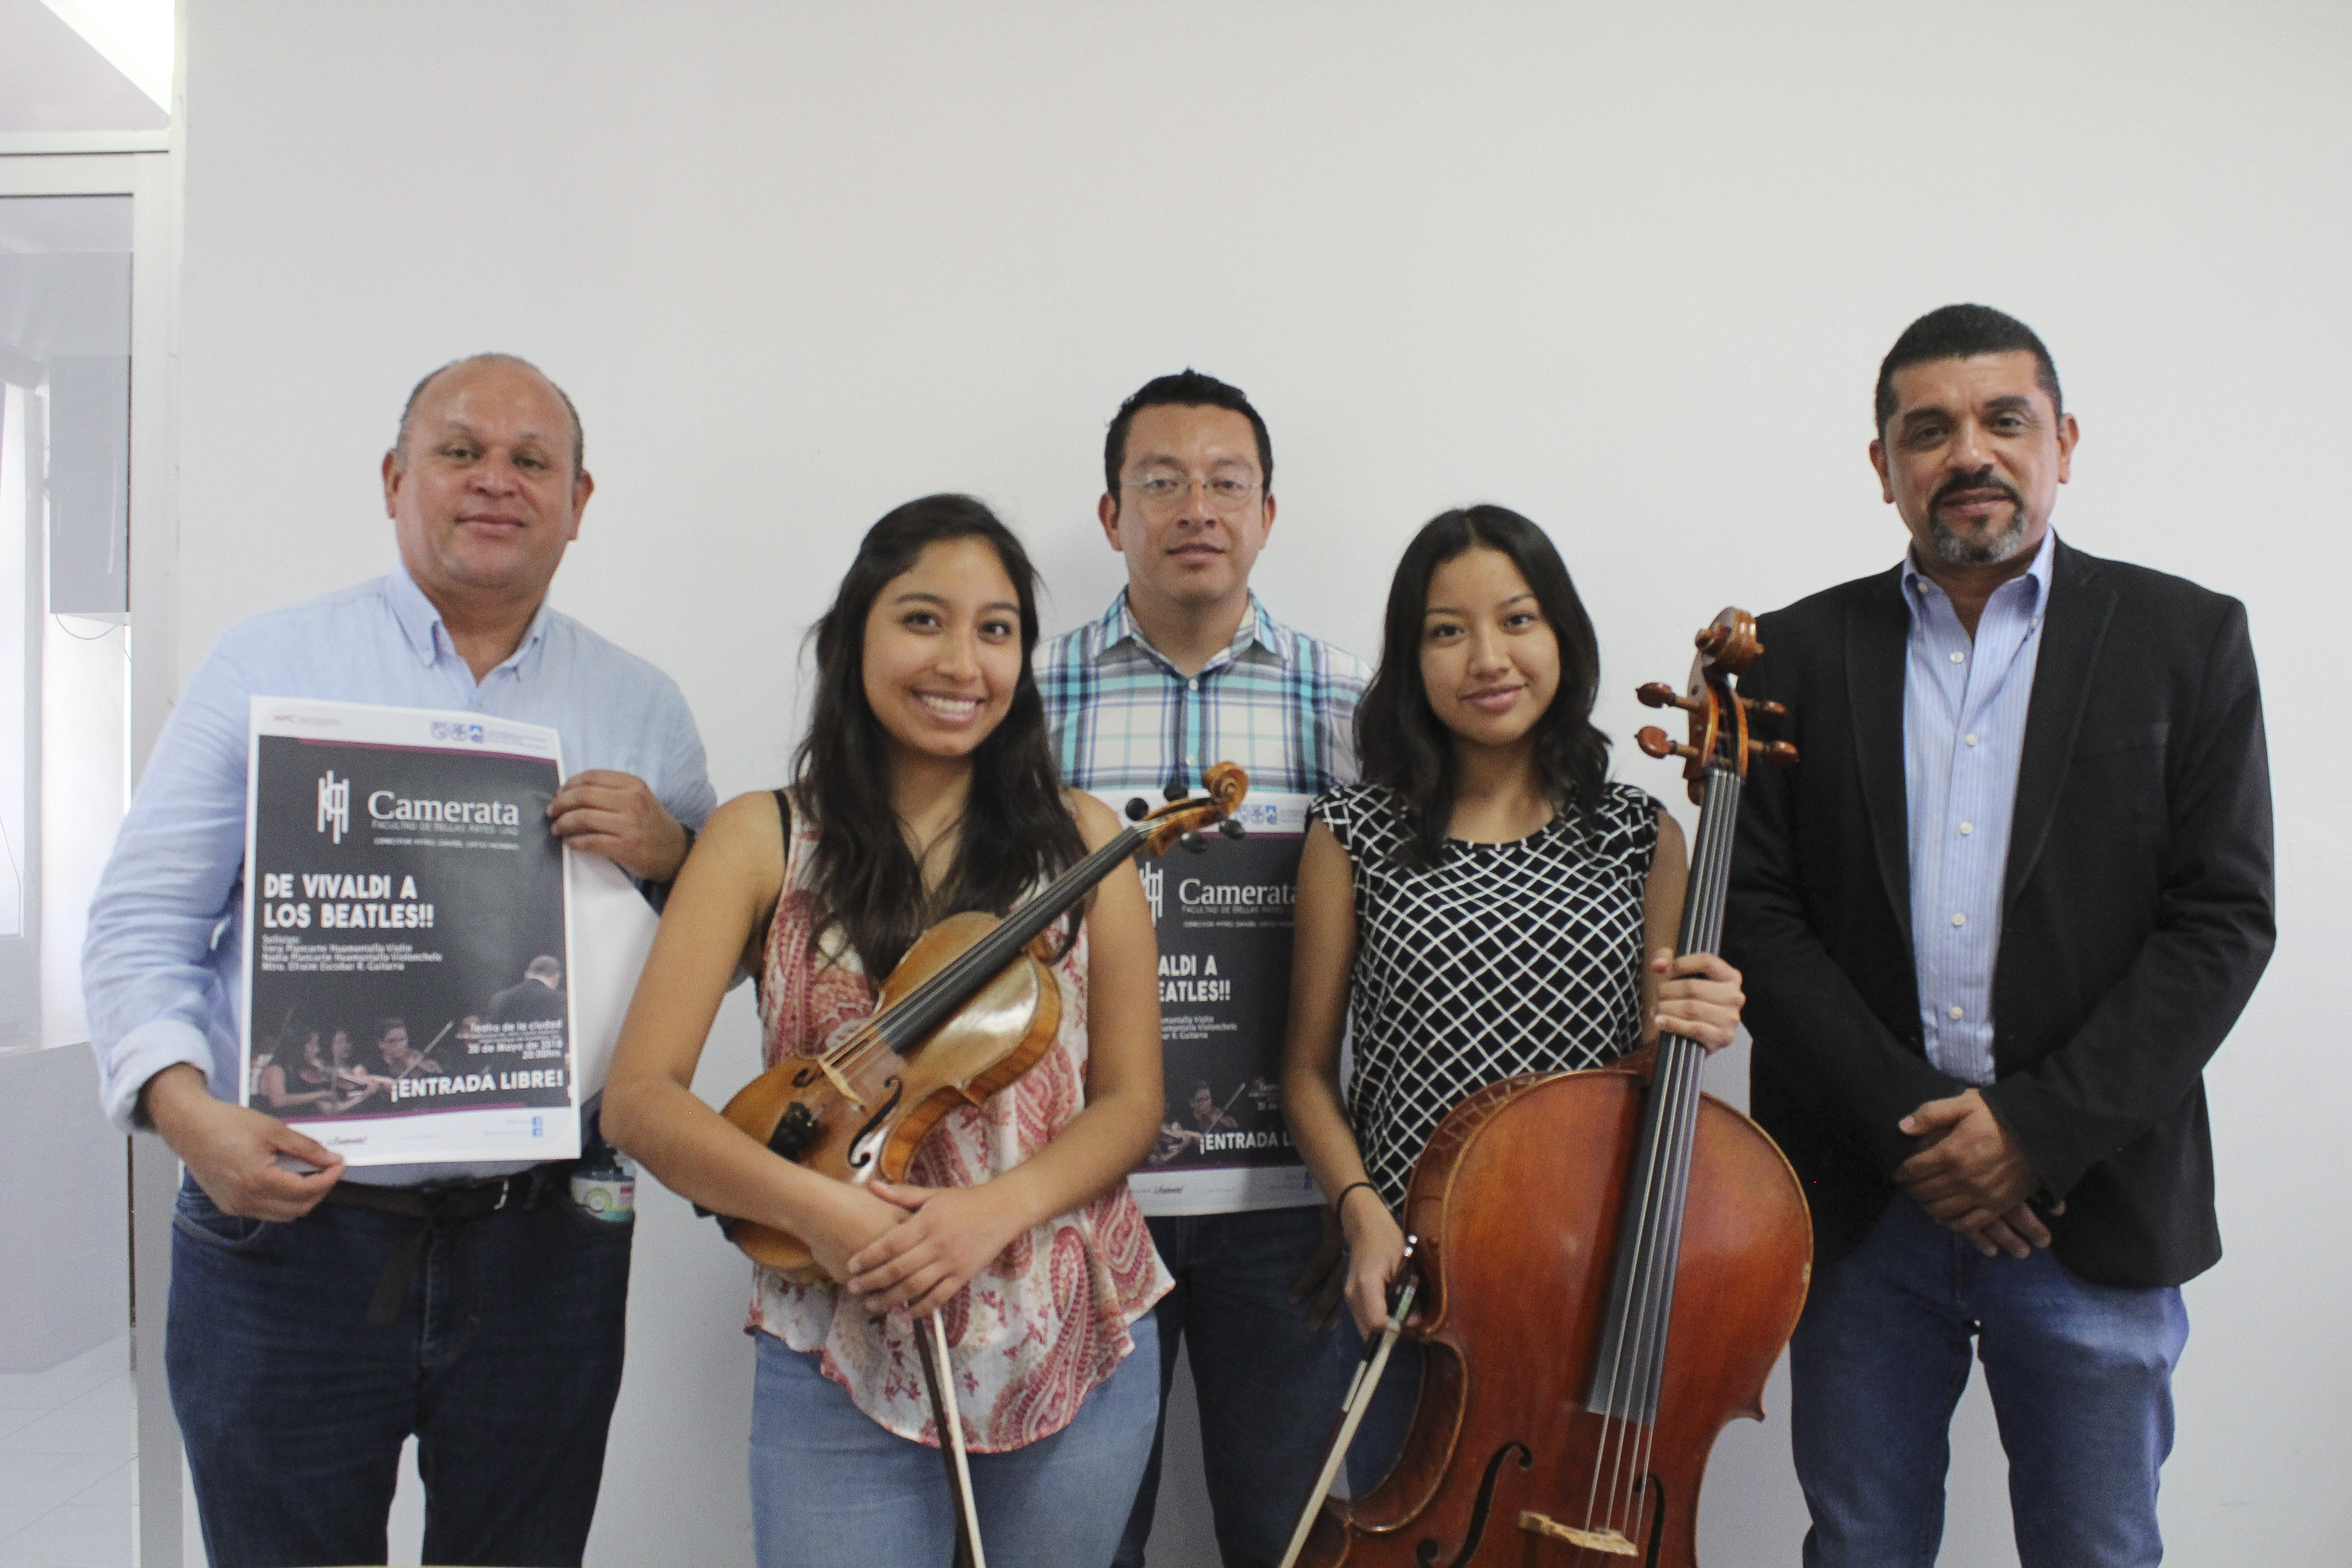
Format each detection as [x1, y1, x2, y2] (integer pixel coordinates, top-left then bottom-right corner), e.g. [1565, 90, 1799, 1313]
[242, 698, 578, 1165]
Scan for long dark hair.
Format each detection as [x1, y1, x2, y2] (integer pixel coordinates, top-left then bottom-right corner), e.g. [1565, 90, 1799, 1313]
[792, 494, 1086, 977]
[1356, 505, 1609, 868]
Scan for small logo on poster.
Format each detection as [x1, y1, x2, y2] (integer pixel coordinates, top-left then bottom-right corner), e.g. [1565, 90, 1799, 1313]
[531, 1116, 544, 1139]
[430, 720, 488, 745]
[1140, 861, 1164, 923]
[316, 770, 350, 843]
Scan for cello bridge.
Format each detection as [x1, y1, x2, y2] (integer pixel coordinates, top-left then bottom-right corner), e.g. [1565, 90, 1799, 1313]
[1516, 1512, 1638, 1556]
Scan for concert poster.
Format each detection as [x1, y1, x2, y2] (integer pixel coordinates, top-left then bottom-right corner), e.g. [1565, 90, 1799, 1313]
[241, 697, 579, 1166]
[1094, 789, 1324, 1216]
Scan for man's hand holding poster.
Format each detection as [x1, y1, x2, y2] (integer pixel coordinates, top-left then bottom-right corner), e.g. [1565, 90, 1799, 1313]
[243, 698, 579, 1164]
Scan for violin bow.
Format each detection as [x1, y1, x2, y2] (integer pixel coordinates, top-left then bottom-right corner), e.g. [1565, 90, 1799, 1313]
[915, 1313, 987, 1567]
[1276, 1236, 1420, 1568]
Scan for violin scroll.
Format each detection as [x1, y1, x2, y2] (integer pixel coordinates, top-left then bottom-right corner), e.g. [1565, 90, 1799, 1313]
[1135, 762, 1250, 859]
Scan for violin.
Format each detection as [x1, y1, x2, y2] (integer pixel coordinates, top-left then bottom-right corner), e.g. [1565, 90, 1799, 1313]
[715, 760, 1250, 1279]
[1288, 610, 1811, 1567]
[712, 762, 1248, 1566]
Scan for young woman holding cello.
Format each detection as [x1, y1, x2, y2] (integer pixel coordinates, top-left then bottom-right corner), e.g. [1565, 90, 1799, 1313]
[603, 495, 1170, 1568]
[1280, 505, 1749, 1491]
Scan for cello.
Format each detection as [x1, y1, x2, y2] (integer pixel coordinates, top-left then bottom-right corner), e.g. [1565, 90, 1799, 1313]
[1289, 609, 1811, 1567]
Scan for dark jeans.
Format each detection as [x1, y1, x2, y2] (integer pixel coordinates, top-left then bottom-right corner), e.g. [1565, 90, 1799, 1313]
[1113, 1205, 1354, 1568]
[1789, 1195, 2189, 1568]
[167, 1169, 633, 1568]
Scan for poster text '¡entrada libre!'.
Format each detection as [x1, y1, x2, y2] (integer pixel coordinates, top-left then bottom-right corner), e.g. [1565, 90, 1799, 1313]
[392, 1068, 568, 1100]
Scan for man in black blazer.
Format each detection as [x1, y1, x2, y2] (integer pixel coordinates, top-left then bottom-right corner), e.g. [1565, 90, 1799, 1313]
[1725, 305, 2273, 1568]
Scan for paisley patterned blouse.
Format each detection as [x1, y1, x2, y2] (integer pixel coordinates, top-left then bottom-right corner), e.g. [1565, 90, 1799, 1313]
[748, 800, 1171, 1451]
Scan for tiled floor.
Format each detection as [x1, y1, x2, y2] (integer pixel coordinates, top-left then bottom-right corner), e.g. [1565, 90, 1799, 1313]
[0, 1338, 134, 1568]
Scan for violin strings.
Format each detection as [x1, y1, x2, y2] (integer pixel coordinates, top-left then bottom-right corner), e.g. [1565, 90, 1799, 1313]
[801, 792, 1206, 1098]
[813, 825, 1145, 1081]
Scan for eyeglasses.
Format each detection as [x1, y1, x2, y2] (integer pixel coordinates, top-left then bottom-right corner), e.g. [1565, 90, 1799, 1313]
[1123, 473, 1262, 514]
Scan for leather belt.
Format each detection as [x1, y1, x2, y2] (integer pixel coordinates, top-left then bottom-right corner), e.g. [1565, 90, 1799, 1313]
[323, 1171, 548, 1326]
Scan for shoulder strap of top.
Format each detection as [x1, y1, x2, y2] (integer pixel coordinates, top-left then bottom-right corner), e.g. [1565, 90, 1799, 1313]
[753, 789, 797, 1005]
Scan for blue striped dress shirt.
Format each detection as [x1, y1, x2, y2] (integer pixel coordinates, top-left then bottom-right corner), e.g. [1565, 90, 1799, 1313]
[1903, 529, 2056, 1086]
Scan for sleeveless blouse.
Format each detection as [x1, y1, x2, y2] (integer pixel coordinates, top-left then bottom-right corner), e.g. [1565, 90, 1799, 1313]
[1312, 781, 1661, 1210]
[748, 801, 1171, 1451]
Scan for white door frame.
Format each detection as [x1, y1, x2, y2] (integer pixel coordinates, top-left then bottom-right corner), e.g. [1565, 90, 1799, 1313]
[0, 141, 184, 1568]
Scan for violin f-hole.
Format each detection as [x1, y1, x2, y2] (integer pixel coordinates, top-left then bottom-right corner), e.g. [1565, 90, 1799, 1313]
[846, 1077, 904, 1171]
[1414, 1440, 1531, 1568]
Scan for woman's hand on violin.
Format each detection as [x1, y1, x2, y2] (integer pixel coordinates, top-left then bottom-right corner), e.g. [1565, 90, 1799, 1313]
[846, 1181, 1024, 1318]
[1649, 950, 1745, 1053]
[1339, 1188, 1409, 1340]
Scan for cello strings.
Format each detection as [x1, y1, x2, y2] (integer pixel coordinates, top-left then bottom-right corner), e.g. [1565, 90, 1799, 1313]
[1586, 761, 1740, 1543]
[1625, 767, 1741, 1523]
[1584, 1007, 1683, 1534]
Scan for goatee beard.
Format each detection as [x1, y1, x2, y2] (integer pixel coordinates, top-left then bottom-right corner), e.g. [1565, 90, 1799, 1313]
[1928, 509, 2032, 567]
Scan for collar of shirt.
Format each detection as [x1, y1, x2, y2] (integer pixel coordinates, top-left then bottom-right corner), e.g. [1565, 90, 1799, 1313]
[384, 560, 555, 678]
[1898, 525, 2057, 623]
[1098, 588, 1290, 679]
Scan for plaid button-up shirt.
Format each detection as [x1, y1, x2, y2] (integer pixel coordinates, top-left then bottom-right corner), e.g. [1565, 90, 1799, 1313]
[1037, 591, 1367, 800]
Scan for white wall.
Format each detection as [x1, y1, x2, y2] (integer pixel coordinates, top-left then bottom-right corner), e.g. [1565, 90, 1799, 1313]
[172, 3, 2351, 1563]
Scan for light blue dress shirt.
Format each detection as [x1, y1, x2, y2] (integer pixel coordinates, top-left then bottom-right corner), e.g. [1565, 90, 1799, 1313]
[1903, 529, 2055, 1086]
[82, 564, 715, 1183]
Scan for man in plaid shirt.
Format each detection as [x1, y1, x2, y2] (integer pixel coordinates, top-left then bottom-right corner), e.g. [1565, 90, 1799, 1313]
[1039, 371, 1367, 1567]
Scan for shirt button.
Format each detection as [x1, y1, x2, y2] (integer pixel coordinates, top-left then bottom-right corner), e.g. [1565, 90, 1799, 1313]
[1187, 678, 1199, 691]
[1951, 912, 1967, 927]
[1949, 651, 1965, 663]
[1958, 822, 1974, 835]
[1964, 733, 1980, 747]
[1185, 755, 1196, 764]
[1948, 1005, 1965, 1020]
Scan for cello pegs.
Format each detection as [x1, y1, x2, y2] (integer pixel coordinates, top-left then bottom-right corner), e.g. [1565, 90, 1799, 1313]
[1739, 696, 1788, 719]
[1125, 797, 1151, 822]
[1746, 738, 1799, 767]
[1218, 817, 1246, 839]
[1636, 726, 1701, 762]
[1164, 782, 1189, 802]
[1179, 831, 1209, 854]
[1636, 682, 1703, 713]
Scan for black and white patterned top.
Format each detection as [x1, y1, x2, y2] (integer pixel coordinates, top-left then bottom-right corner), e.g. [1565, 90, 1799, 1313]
[1313, 780, 1661, 1210]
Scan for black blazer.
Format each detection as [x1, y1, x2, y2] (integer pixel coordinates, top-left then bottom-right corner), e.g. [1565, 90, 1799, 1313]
[1724, 539, 2274, 1288]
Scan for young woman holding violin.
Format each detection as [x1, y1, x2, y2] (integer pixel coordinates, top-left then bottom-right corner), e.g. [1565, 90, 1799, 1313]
[1279, 505, 1749, 1490]
[603, 495, 1170, 1568]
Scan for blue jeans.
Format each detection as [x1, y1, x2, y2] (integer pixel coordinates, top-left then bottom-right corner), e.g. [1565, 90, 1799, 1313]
[1789, 1196, 2189, 1568]
[167, 1169, 632, 1568]
[1112, 1206, 1356, 1568]
[750, 1313, 1159, 1568]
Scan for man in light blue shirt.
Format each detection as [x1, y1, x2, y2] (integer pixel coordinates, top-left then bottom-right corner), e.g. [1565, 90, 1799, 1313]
[83, 353, 715, 1568]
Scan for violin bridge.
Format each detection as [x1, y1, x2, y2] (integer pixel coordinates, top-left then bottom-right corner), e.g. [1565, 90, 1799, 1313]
[818, 1058, 866, 1107]
[1516, 1513, 1638, 1556]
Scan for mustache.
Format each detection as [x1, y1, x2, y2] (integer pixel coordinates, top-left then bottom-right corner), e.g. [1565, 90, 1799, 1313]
[1933, 468, 2023, 510]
